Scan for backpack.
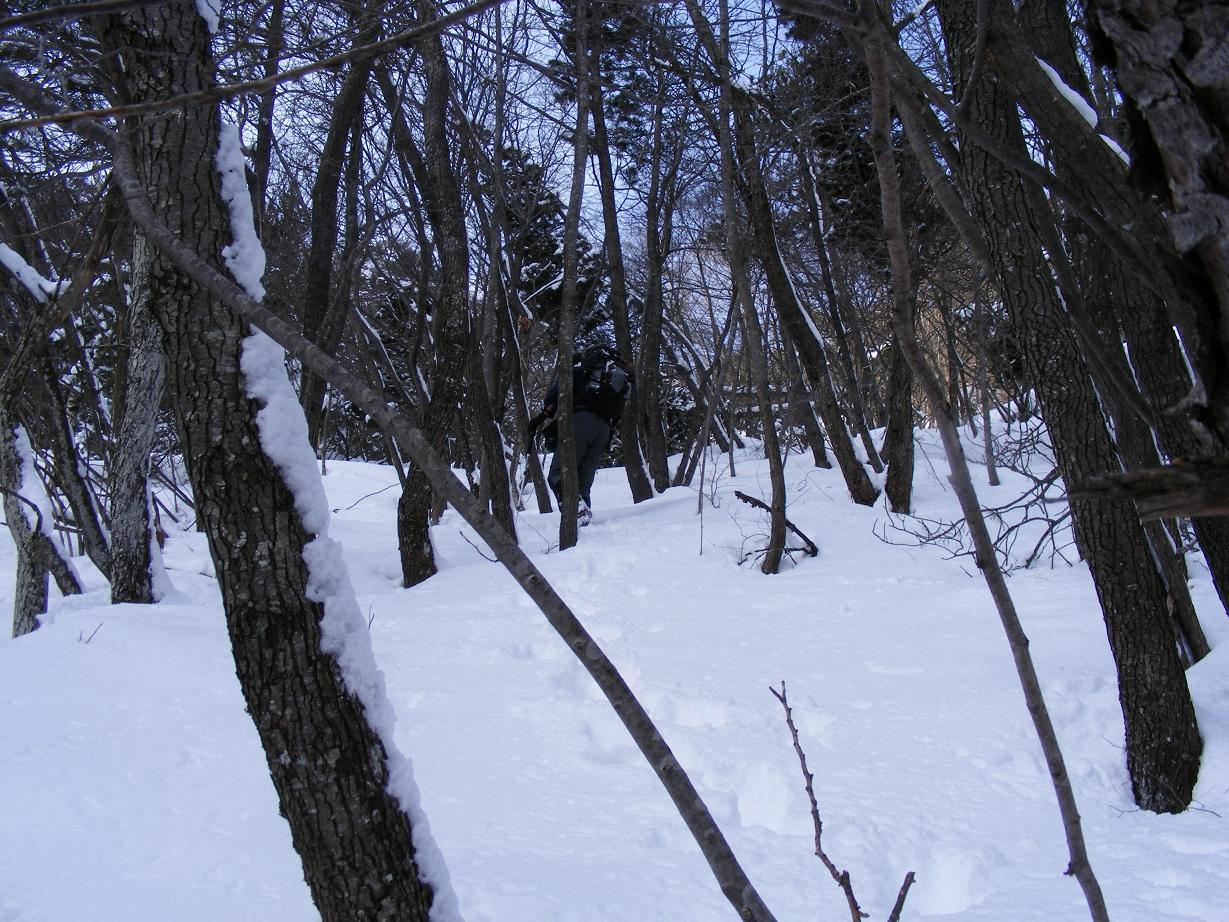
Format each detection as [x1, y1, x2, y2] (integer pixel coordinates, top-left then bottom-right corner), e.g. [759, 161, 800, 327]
[576, 349, 632, 425]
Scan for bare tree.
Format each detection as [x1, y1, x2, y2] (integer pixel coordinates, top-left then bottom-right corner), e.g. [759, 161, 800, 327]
[860, 26, 1109, 919]
[87, 7, 441, 915]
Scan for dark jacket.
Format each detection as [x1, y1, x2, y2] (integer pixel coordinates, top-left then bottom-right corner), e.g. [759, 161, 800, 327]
[530, 351, 632, 433]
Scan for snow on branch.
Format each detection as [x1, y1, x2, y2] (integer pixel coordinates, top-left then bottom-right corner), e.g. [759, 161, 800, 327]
[1034, 57, 1129, 166]
[215, 123, 265, 300]
[0, 242, 68, 303]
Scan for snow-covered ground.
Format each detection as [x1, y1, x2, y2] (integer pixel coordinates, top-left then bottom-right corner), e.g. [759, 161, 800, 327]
[2, 431, 1227, 921]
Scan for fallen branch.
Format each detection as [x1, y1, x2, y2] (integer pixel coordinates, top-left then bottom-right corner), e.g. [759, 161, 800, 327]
[735, 490, 818, 557]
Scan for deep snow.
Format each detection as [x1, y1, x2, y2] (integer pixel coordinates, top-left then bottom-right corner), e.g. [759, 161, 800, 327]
[2, 431, 1227, 921]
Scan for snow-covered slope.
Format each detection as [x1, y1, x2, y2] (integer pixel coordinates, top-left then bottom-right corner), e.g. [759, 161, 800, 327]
[2, 433, 1227, 921]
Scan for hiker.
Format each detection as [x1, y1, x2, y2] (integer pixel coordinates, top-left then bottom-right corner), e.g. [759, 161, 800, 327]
[528, 345, 632, 525]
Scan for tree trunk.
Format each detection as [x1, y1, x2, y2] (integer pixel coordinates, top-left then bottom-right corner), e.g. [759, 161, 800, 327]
[882, 332, 915, 514]
[33, 365, 112, 581]
[2, 418, 50, 637]
[695, 0, 788, 573]
[555, 0, 593, 551]
[861, 33, 1110, 918]
[467, 336, 517, 540]
[781, 326, 829, 468]
[976, 291, 1001, 486]
[731, 92, 879, 506]
[252, 0, 285, 230]
[978, 0, 1211, 654]
[797, 147, 884, 471]
[395, 11, 474, 585]
[1085, 0, 1229, 447]
[109, 248, 166, 603]
[99, 7, 439, 916]
[1010, 0, 1229, 616]
[299, 4, 380, 447]
[638, 68, 676, 493]
[589, 45, 654, 503]
[936, 0, 1202, 813]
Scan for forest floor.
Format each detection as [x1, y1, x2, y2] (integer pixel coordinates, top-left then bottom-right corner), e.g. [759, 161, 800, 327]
[2, 427, 1227, 921]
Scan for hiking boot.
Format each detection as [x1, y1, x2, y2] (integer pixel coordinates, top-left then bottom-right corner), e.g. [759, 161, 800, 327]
[578, 501, 593, 527]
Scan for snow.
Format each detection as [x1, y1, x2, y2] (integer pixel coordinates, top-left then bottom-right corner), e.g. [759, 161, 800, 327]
[12, 426, 56, 538]
[11, 425, 80, 612]
[216, 123, 266, 301]
[146, 482, 174, 602]
[1100, 134, 1131, 167]
[195, 0, 220, 33]
[0, 242, 68, 303]
[2, 429, 1228, 922]
[221, 128, 457, 917]
[1034, 58, 1131, 167]
[1035, 59, 1097, 129]
[239, 330, 460, 921]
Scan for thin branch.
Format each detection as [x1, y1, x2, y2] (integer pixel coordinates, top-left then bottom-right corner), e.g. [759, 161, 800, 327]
[459, 530, 498, 561]
[1075, 458, 1229, 520]
[734, 490, 818, 557]
[0, 0, 510, 132]
[0, 184, 121, 406]
[0, 483, 46, 536]
[886, 872, 917, 922]
[955, 0, 990, 115]
[770, 681, 867, 922]
[0, 0, 182, 32]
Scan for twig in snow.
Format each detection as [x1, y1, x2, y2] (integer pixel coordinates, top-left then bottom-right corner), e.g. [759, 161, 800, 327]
[886, 871, 916, 922]
[771, 681, 866, 921]
[459, 530, 497, 562]
[334, 481, 398, 513]
[771, 681, 915, 922]
[78, 623, 102, 644]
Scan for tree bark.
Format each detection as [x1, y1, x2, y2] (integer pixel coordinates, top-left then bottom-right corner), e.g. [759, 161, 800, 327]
[1085, 0, 1229, 448]
[471, 31, 554, 515]
[861, 31, 1110, 919]
[638, 63, 677, 493]
[781, 326, 829, 468]
[97, 8, 438, 916]
[555, 0, 593, 551]
[299, 4, 380, 447]
[589, 44, 654, 502]
[32, 361, 113, 582]
[796, 146, 884, 471]
[1009, 0, 1229, 616]
[252, 0, 285, 230]
[2, 419, 50, 638]
[975, 289, 1001, 486]
[935, 0, 1202, 813]
[394, 10, 475, 585]
[731, 91, 879, 506]
[109, 237, 166, 603]
[882, 332, 915, 513]
[696, 0, 788, 573]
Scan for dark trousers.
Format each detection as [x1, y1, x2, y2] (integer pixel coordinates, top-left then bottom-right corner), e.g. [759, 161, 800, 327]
[547, 410, 611, 508]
